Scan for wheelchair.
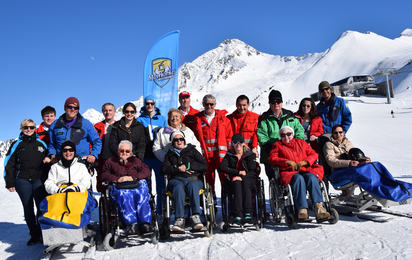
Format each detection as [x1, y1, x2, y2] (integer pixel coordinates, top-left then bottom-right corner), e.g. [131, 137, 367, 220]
[219, 163, 266, 232]
[159, 174, 215, 239]
[269, 165, 339, 229]
[99, 179, 159, 251]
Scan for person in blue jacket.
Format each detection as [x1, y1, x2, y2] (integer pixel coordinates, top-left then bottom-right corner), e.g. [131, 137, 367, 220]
[48, 97, 102, 165]
[137, 95, 167, 213]
[316, 81, 352, 134]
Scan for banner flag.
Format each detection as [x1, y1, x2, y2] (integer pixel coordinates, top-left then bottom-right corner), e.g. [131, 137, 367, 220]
[143, 30, 180, 116]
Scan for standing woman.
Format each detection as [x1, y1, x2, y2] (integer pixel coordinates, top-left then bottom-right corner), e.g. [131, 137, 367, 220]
[295, 98, 324, 152]
[109, 102, 146, 161]
[219, 134, 257, 225]
[4, 119, 48, 245]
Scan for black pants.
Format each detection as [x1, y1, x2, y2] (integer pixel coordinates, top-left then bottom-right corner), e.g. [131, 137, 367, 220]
[231, 177, 256, 217]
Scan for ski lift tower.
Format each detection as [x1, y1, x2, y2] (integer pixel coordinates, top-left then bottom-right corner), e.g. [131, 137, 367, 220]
[373, 68, 401, 104]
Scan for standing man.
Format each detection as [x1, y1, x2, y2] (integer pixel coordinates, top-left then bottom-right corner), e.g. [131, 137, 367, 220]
[36, 106, 56, 145]
[316, 81, 352, 134]
[257, 89, 304, 180]
[227, 94, 259, 157]
[47, 97, 102, 165]
[178, 91, 199, 121]
[189, 94, 232, 211]
[137, 95, 167, 213]
[93, 102, 116, 192]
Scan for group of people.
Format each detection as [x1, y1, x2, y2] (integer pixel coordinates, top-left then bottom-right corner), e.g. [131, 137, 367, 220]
[5, 79, 360, 245]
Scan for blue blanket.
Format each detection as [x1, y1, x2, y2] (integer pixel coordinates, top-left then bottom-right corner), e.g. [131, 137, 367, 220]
[330, 162, 412, 202]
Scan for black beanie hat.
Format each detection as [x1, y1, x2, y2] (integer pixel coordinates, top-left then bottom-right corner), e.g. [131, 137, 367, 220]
[318, 81, 331, 91]
[232, 133, 244, 143]
[268, 90, 283, 103]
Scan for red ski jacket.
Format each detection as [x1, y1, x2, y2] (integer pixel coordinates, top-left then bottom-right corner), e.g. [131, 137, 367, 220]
[227, 110, 259, 149]
[294, 114, 324, 152]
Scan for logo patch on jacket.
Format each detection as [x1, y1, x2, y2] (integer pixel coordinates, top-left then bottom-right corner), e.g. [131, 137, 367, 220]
[56, 131, 63, 135]
[38, 146, 45, 153]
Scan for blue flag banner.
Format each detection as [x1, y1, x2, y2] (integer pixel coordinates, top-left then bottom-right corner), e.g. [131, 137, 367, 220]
[143, 30, 180, 116]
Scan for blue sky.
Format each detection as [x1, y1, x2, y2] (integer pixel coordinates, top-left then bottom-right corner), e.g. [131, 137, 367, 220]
[0, 0, 410, 141]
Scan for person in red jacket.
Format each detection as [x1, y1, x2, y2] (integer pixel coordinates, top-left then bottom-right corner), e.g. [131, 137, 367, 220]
[294, 98, 324, 153]
[187, 94, 233, 211]
[268, 126, 330, 221]
[178, 91, 199, 121]
[93, 102, 116, 192]
[35, 106, 56, 145]
[227, 95, 259, 157]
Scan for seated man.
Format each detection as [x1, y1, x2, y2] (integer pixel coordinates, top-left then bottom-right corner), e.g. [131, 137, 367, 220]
[324, 125, 412, 202]
[160, 131, 208, 231]
[101, 140, 153, 234]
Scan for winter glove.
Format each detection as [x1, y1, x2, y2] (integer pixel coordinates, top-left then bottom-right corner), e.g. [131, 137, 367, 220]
[296, 161, 309, 171]
[286, 160, 298, 171]
[58, 185, 80, 193]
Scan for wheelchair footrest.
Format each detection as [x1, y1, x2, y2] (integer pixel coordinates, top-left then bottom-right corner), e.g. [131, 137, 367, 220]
[297, 218, 314, 223]
[190, 227, 207, 233]
[170, 230, 185, 234]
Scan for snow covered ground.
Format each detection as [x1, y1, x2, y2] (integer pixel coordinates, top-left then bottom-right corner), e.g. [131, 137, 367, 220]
[2, 92, 412, 259]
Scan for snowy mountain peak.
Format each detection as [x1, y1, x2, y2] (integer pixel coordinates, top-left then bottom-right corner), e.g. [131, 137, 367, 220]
[400, 28, 412, 37]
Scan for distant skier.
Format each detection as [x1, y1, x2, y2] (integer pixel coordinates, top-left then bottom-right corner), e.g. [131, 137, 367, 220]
[391, 110, 395, 118]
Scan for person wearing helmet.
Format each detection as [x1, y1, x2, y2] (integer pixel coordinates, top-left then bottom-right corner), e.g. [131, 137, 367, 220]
[323, 125, 370, 173]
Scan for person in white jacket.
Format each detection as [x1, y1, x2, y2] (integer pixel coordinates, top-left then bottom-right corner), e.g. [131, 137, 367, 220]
[153, 108, 201, 162]
[45, 140, 91, 195]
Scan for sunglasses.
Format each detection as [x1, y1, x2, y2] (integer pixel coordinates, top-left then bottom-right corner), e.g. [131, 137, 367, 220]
[67, 105, 79, 110]
[204, 103, 215, 107]
[62, 148, 74, 153]
[118, 149, 131, 153]
[124, 110, 135, 114]
[23, 126, 36, 130]
[320, 87, 330, 92]
[173, 138, 185, 142]
[270, 100, 282, 105]
[232, 141, 244, 145]
[280, 132, 293, 137]
[301, 104, 311, 108]
[145, 102, 155, 106]
[333, 131, 344, 134]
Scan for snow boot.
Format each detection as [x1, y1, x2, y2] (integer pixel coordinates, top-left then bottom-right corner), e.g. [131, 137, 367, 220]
[314, 202, 330, 220]
[172, 217, 185, 231]
[298, 208, 308, 220]
[190, 214, 204, 230]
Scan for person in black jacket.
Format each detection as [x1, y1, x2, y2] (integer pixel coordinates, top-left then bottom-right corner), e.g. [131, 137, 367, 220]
[219, 134, 257, 225]
[160, 131, 208, 232]
[4, 119, 48, 245]
[109, 102, 146, 161]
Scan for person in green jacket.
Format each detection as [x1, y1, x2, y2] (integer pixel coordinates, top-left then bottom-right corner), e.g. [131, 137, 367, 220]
[257, 89, 304, 180]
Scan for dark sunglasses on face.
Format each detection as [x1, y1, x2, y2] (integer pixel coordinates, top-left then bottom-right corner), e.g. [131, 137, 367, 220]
[320, 87, 330, 92]
[124, 110, 135, 114]
[270, 100, 282, 105]
[119, 149, 131, 153]
[173, 138, 185, 142]
[67, 105, 79, 110]
[145, 102, 155, 106]
[302, 104, 311, 108]
[62, 148, 74, 153]
[204, 103, 214, 107]
[333, 131, 344, 134]
[23, 126, 36, 130]
[280, 132, 293, 137]
[232, 141, 244, 145]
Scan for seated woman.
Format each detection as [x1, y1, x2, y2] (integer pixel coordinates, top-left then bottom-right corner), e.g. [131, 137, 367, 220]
[268, 126, 330, 221]
[45, 140, 91, 194]
[295, 98, 324, 152]
[101, 140, 152, 234]
[323, 124, 371, 172]
[160, 131, 208, 231]
[323, 125, 412, 203]
[219, 134, 257, 225]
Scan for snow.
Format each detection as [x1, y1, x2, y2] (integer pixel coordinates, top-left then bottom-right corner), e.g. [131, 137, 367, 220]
[2, 93, 412, 259]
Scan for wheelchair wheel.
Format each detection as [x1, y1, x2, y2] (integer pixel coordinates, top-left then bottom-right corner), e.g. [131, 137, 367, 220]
[328, 208, 339, 224]
[285, 212, 297, 229]
[159, 218, 171, 240]
[204, 183, 215, 237]
[149, 195, 160, 244]
[256, 178, 266, 229]
[103, 203, 119, 251]
[220, 180, 229, 232]
[269, 179, 282, 223]
[99, 196, 109, 239]
[260, 179, 267, 223]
